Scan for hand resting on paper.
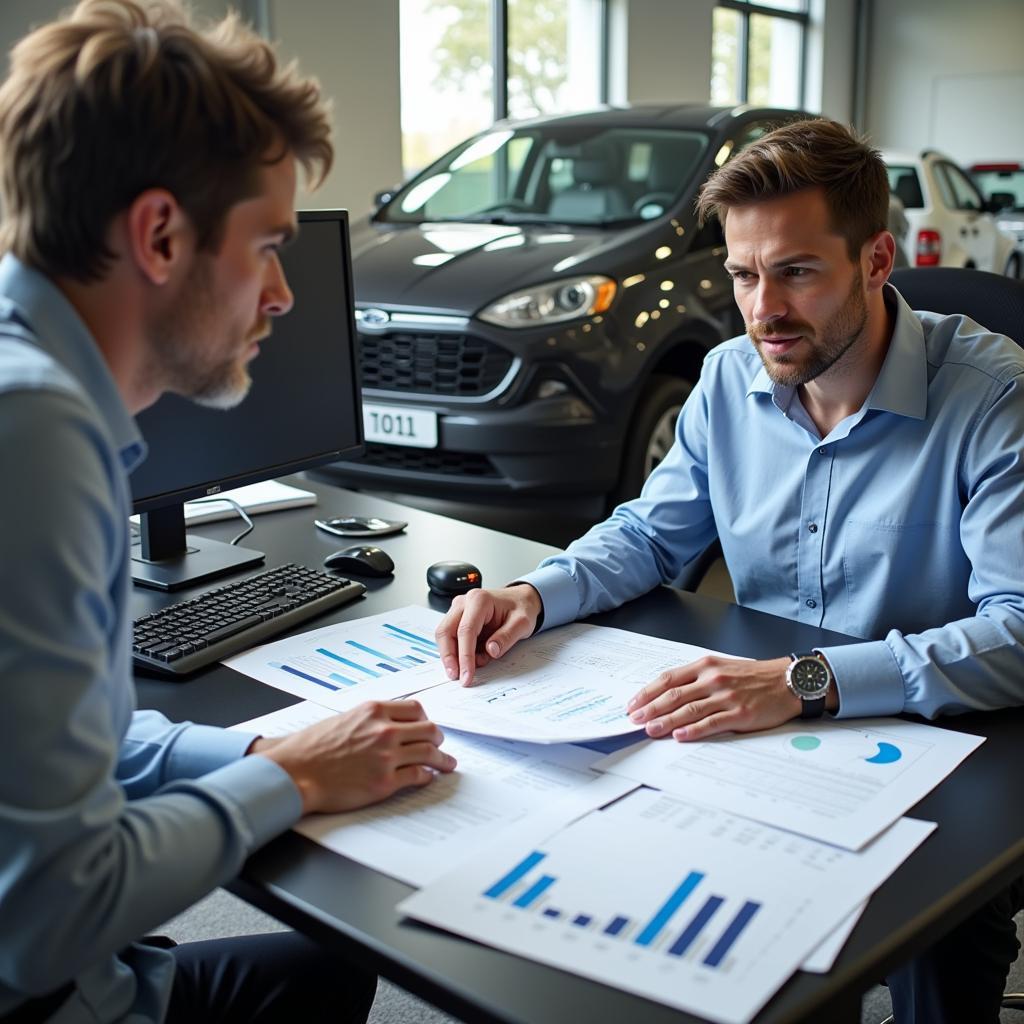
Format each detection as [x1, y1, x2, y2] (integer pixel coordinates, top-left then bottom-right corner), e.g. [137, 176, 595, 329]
[251, 699, 456, 814]
[626, 655, 807, 741]
[435, 585, 543, 687]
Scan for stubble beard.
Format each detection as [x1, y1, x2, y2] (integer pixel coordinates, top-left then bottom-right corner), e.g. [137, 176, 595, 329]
[748, 269, 868, 388]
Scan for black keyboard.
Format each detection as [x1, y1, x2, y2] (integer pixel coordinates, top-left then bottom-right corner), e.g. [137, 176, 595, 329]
[133, 563, 365, 676]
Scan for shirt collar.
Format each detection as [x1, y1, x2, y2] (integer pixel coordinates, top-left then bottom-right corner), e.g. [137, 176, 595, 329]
[745, 282, 928, 421]
[0, 254, 146, 470]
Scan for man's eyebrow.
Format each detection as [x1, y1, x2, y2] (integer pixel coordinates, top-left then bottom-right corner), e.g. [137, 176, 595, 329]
[723, 253, 824, 272]
[271, 223, 298, 247]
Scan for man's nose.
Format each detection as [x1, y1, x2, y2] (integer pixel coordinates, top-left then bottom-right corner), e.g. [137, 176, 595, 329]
[262, 254, 294, 317]
[751, 277, 786, 325]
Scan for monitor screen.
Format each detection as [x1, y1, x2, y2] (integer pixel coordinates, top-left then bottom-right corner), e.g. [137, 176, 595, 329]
[129, 209, 363, 589]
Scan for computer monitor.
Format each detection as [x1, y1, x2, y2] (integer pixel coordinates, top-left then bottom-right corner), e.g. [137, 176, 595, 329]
[130, 209, 363, 590]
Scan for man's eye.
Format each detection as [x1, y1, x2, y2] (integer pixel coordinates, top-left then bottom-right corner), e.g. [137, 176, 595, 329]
[784, 267, 810, 277]
[728, 270, 753, 282]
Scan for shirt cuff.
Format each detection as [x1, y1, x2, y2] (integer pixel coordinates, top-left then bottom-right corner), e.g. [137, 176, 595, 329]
[165, 723, 255, 779]
[194, 755, 302, 850]
[818, 640, 906, 718]
[517, 564, 581, 631]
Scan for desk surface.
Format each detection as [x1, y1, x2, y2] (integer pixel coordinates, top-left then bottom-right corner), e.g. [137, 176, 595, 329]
[137, 480, 1024, 1024]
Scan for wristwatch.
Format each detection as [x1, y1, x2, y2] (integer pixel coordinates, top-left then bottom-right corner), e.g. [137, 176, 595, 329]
[785, 652, 833, 719]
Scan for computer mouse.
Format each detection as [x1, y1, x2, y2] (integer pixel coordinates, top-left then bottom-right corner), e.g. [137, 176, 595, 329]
[323, 545, 395, 578]
[426, 560, 482, 596]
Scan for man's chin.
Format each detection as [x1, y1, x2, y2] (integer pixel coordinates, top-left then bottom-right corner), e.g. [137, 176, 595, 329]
[190, 369, 252, 410]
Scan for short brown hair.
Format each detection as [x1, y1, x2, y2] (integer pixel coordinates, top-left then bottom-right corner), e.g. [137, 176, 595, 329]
[0, 0, 334, 282]
[695, 119, 888, 259]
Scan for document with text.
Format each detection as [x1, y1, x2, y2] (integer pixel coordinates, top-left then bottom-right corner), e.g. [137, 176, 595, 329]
[414, 622, 735, 743]
[595, 718, 982, 849]
[232, 702, 638, 887]
[401, 787, 934, 1024]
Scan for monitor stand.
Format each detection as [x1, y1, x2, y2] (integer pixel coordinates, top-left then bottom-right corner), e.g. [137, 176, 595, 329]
[131, 503, 264, 591]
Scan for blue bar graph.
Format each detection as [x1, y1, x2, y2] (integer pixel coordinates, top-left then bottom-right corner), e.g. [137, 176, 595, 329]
[483, 850, 547, 900]
[543, 908, 562, 919]
[384, 623, 439, 648]
[668, 896, 724, 957]
[513, 875, 556, 909]
[278, 664, 339, 691]
[572, 914, 592, 927]
[328, 672, 359, 687]
[604, 915, 630, 937]
[398, 655, 424, 667]
[635, 871, 704, 947]
[411, 645, 440, 659]
[377, 662, 399, 673]
[317, 647, 380, 678]
[346, 640, 403, 667]
[703, 901, 761, 967]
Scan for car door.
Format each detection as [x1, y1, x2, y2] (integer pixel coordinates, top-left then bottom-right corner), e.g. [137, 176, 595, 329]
[937, 160, 1000, 271]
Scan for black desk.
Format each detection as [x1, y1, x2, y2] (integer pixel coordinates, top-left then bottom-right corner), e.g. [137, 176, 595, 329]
[136, 480, 1024, 1024]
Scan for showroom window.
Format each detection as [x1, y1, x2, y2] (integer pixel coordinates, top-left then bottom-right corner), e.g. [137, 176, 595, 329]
[400, 0, 606, 177]
[711, 0, 807, 109]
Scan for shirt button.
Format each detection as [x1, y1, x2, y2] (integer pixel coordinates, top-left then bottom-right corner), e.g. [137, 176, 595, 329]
[818, 447, 826, 455]
[806, 599, 817, 609]
[808, 523, 818, 533]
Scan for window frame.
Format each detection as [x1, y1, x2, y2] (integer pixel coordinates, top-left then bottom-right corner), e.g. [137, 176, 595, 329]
[714, 0, 809, 108]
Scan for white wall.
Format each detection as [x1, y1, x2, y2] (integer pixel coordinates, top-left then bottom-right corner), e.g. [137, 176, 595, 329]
[865, 0, 1024, 161]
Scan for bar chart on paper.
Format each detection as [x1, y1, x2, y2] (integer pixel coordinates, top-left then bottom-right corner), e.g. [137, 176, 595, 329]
[400, 787, 920, 1024]
[224, 605, 446, 711]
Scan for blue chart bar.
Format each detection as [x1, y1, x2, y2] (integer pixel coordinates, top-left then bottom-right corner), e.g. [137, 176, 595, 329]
[411, 645, 440, 659]
[398, 656, 424, 667]
[377, 663, 399, 673]
[605, 915, 630, 937]
[483, 851, 546, 900]
[543, 908, 562, 919]
[572, 914, 592, 927]
[635, 871, 704, 947]
[328, 673, 359, 687]
[704, 900, 761, 967]
[279, 664, 338, 691]
[347, 640, 402, 668]
[384, 623, 439, 648]
[317, 647, 380, 678]
[513, 875, 556, 909]
[668, 896, 724, 957]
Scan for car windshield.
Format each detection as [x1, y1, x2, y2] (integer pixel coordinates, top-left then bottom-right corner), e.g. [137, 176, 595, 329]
[971, 167, 1024, 212]
[379, 125, 709, 227]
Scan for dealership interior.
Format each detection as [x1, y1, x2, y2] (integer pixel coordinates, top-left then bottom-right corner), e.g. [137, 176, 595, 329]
[3, 1, 1024, 1023]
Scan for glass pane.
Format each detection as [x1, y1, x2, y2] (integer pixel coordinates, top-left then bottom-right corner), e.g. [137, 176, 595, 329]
[400, 0, 493, 177]
[942, 163, 983, 211]
[972, 167, 1024, 210]
[382, 126, 709, 226]
[508, 0, 603, 121]
[748, 0, 806, 11]
[886, 165, 925, 209]
[748, 13, 802, 108]
[711, 7, 742, 105]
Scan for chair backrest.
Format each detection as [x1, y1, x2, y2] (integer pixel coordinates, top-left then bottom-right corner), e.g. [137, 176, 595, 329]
[548, 140, 629, 220]
[889, 267, 1024, 346]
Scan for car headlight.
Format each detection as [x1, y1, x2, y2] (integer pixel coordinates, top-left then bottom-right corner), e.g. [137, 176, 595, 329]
[478, 275, 617, 327]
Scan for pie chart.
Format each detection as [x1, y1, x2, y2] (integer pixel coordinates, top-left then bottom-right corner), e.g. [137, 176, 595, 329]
[864, 741, 902, 764]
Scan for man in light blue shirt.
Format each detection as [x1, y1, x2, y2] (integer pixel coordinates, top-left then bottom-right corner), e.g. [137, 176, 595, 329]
[0, 3, 454, 1023]
[437, 119, 1024, 1022]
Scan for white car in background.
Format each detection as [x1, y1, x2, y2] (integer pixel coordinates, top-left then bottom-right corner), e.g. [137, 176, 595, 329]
[883, 150, 1019, 275]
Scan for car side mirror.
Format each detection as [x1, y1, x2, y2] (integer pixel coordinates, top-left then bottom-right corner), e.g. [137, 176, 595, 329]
[373, 188, 396, 210]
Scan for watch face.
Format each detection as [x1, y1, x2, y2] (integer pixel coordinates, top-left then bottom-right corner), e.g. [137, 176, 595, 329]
[790, 657, 831, 698]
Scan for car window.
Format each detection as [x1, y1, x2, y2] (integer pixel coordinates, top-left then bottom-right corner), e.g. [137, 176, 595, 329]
[936, 162, 983, 212]
[885, 166, 925, 209]
[381, 126, 709, 226]
[930, 164, 958, 211]
[971, 167, 1024, 211]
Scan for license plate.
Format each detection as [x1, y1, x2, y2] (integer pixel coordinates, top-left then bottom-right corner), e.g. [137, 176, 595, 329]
[362, 403, 438, 449]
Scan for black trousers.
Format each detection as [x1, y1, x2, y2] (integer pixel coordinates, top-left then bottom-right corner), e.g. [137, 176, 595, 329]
[886, 877, 1024, 1024]
[165, 931, 377, 1024]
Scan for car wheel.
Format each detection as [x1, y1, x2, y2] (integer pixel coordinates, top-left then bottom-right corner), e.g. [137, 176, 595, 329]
[607, 374, 693, 509]
[1005, 252, 1023, 279]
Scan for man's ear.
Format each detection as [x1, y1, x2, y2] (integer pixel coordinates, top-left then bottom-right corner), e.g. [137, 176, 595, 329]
[864, 230, 896, 291]
[124, 189, 192, 286]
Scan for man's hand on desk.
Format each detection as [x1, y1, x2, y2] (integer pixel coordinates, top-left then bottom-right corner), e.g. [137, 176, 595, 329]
[255, 700, 457, 814]
[626, 655, 828, 741]
[436, 585, 542, 686]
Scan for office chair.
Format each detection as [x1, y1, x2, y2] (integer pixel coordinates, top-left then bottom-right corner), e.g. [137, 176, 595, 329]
[676, 267, 1024, 594]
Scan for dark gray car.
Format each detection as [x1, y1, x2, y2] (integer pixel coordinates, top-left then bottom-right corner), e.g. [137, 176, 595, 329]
[325, 105, 808, 506]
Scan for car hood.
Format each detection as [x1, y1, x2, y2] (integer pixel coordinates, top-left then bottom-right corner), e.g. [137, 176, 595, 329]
[349, 219, 648, 315]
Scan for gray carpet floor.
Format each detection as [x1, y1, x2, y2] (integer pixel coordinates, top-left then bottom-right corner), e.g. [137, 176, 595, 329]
[161, 888, 1024, 1023]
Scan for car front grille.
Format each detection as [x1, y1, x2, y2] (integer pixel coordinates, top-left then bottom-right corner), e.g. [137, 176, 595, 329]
[342, 443, 501, 478]
[358, 330, 514, 396]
